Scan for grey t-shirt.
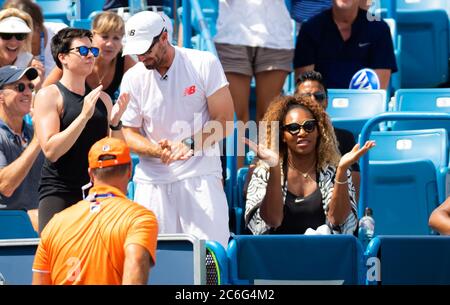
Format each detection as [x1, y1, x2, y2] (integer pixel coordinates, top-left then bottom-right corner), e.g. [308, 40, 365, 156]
[0, 119, 44, 210]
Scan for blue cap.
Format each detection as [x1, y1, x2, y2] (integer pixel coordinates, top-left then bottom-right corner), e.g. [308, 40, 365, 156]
[0, 65, 38, 88]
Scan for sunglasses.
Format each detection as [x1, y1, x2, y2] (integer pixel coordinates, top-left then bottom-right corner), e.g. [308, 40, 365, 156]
[283, 120, 317, 135]
[0, 33, 27, 41]
[3, 82, 35, 93]
[68, 46, 100, 57]
[299, 92, 327, 102]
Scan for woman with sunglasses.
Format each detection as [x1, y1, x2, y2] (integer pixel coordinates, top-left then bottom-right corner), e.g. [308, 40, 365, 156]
[244, 95, 375, 235]
[43, 12, 136, 102]
[0, 8, 45, 89]
[33, 28, 129, 233]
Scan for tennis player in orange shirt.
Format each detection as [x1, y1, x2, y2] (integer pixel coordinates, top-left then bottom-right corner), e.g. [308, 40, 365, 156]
[32, 137, 158, 285]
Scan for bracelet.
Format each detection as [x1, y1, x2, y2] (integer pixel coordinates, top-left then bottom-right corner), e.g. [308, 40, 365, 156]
[109, 120, 123, 131]
[334, 178, 348, 185]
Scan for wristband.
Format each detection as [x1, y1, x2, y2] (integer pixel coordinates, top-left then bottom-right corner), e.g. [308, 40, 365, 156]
[334, 178, 348, 185]
[109, 120, 123, 131]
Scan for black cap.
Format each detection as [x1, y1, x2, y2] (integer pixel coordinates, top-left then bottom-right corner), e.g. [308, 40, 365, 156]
[0, 65, 38, 88]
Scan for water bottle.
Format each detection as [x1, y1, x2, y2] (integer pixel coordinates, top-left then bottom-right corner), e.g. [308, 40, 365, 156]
[358, 207, 375, 249]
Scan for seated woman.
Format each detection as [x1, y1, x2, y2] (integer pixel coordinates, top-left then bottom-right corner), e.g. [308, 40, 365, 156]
[244, 95, 375, 235]
[43, 11, 135, 101]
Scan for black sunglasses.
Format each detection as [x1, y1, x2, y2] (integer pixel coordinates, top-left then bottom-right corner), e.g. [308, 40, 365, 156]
[299, 92, 327, 102]
[0, 33, 27, 41]
[3, 82, 35, 93]
[283, 120, 317, 135]
[68, 46, 100, 57]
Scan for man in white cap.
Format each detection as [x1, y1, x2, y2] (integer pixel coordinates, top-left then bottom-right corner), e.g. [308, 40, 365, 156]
[120, 11, 234, 248]
[0, 65, 43, 231]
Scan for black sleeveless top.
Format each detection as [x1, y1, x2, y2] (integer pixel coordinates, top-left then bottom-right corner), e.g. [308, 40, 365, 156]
[102, 53, 125, 101]
[270, 187, 325, 234]
[39, 82, 108, 200]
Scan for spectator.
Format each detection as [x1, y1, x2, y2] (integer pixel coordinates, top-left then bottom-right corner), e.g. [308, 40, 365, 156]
[32, 137, 158, 285]
[244, 95, 374, 235]
[43, 11, 136, 102]
[33, 28, 129, 233]
[295, 71, 361, 201]
[0, 8, 45, 89]
[293, 0, 397, 89]
[120, 11, 234, 248]
[214, 0, 294, 169]
[0, 65, 42, 231]
[3, 0, 67, 78]
[429, 197, 450, 235]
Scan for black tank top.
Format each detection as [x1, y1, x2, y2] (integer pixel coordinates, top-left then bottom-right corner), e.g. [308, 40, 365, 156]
[270, 187, 326, 234]
[39, 82, 108, 200]
[103, 53, 125, 101]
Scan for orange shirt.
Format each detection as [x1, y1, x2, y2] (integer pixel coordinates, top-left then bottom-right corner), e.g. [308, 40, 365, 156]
[32, 185, 158, 285]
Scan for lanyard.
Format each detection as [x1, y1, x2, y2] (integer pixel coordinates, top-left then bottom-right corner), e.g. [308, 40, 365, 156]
[39, 31, 45, 65]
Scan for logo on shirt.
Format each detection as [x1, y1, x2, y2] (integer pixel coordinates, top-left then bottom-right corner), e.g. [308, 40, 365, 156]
[183, 85, 196, 96]
[129, 29, 135, 36]
[358, 42, 371, 48]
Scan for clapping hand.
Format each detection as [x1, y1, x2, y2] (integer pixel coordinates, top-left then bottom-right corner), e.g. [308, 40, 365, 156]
[242, 137, 279, 167]
[159, 139, 193, 165]
[110, 92, 130, 126]
[339, 140, 376, 170]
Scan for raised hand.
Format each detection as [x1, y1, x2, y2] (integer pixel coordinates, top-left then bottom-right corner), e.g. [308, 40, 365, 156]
[80, 85, 103, 121]
[110, 92, 130, 126]
[242, 137, 279, 167]
[339, 140, 376, 170]
[30, 58, 45, 90]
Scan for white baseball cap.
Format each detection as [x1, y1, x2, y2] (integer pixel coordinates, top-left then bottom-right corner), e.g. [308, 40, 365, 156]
[122, 11, 166, 56]
[0, 16, 31, 34]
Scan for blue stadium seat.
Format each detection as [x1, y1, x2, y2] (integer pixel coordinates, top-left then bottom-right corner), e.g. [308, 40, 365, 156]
[227, 235, 365, 285]
[327, 89, 388, 140]
[0, 210, 38, 239]
[396, 0, 449, 11]
[391, 89, 450, 136]
[396, 9, 449, 87]
[366, 129, 449, 235]
[365, 235, 450, 284]
[230, 167, 249, 234]
[126, 153, 140, 200]
[359, 113, 450, 235]
[37, 0, 73, 24]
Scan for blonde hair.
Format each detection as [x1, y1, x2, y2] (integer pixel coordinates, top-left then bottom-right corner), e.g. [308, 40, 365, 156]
[261, 95, 341, 171]
[92, 11, 125, 35]
[0, 8, 33, 52]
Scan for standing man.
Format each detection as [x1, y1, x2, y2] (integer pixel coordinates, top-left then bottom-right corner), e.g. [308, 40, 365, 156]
[120, 11, 234, 248]
[0, 65, 42, 231]
[294, 0, 397, 89]
[32, 137, 158, 285]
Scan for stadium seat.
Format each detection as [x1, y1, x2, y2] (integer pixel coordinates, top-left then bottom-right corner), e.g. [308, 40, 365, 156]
[37, 0, 73, 24]
[327, 89, 387, 140]
[359, 113, 450, 235]
[0, 210, 38, 239]
[365, 235, 450, 285]
[396, 9, 449, 88]
[391, 89, 450, 137]
[367, 129, 449, 235]
[229, 167, 249, 234]
[227, 235, 365, 285]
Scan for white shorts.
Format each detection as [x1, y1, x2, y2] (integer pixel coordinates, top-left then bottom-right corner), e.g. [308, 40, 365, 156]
[134, 175, 230, 248]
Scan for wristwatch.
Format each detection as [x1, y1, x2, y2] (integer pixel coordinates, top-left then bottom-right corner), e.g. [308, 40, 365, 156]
[109, 120, 123, 131]
[182, 137, 195, 150]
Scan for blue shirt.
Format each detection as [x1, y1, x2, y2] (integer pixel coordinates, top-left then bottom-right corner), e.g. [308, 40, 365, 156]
[294, 8, 398, 89]
[0, 119, 44, 210]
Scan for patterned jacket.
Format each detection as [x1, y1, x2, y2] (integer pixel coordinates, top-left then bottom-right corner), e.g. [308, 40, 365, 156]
[245, 162, 358, 235]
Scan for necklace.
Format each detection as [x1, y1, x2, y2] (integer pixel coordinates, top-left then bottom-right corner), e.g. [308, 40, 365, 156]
[96, 57, 116, 85]
[288, 159, 316, 180]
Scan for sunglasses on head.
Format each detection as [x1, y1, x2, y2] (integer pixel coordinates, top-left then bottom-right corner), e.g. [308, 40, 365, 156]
[283, 120, 317, 135]
[299, 92, 327, 102]
[68, 46, 100, 57]
[0, 33, 27, 41]
[3, 82, 35, 93]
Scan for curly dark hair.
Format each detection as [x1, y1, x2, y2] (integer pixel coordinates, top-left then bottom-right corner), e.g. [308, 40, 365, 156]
[260, 95, 340, 170]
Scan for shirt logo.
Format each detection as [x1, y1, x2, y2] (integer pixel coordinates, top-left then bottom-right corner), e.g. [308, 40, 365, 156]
[129, 29, 135, 36]
[358, 42, 371, 48]
[183, 85, 196, 96]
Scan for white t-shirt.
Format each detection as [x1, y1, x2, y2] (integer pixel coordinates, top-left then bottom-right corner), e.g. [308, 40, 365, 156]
[42, 22, 67, 77]
[120, 46, 229, 184]
[214, 0, 294, 50]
